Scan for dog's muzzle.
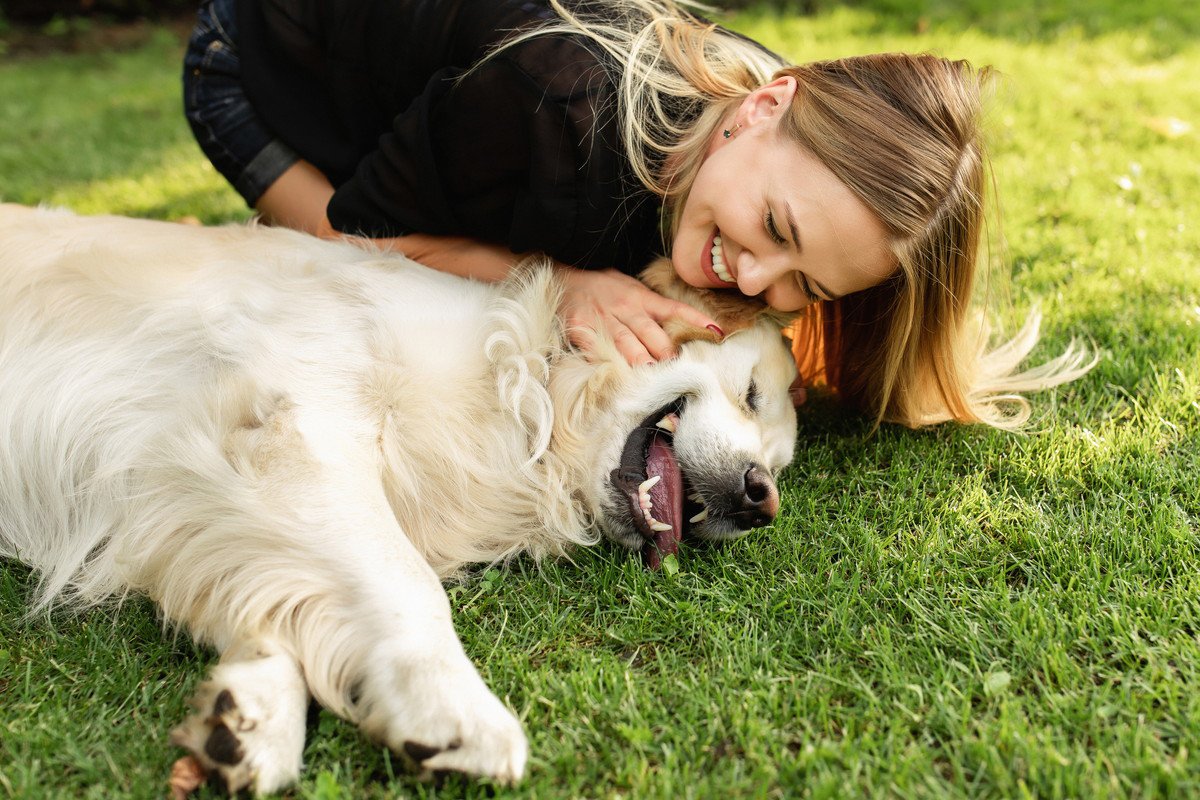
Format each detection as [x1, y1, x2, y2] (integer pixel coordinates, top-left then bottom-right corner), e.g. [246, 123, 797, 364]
[610, 399, 780, 569]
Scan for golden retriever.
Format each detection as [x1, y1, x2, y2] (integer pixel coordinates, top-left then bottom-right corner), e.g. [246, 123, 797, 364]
[0, 205, 798, 793]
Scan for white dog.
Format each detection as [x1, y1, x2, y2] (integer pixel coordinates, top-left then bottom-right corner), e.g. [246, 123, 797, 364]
[0, 205, 798, 794]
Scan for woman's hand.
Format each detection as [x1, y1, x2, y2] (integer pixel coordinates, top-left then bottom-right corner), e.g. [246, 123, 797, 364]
[556, 266, 721, 366]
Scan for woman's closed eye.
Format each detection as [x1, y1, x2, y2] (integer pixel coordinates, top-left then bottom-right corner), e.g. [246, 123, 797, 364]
[766, 209, 818, 303]
[795, 272, 819, 303]
[764, 210, 787, 246]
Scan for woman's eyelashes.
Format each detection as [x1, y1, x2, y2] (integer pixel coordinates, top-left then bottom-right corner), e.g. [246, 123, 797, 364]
[764, 210, 787, 245]
[796, 272, 820, 303]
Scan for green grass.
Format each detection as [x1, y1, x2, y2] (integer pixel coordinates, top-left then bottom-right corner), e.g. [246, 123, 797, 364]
[1, 3, 1199, 797]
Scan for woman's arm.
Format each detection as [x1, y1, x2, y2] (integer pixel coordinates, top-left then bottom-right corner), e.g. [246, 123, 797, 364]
[255, 160, 719, 364]
[255, 160, 518, 283]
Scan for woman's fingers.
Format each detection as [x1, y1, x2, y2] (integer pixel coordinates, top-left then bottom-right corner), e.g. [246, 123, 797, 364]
[624, 313, 676, 362]
[556, 265, 725, 367]
[610, 324, 656, 366]
[648, 293, 721, 335]
[564, 315, 654, 365]
[564, 323, 598, 358]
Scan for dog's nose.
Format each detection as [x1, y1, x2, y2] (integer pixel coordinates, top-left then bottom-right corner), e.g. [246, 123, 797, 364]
[732, 464, 779, 529]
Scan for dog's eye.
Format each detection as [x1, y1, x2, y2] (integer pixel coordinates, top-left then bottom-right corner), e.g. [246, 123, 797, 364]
[745, 379, 760, 413]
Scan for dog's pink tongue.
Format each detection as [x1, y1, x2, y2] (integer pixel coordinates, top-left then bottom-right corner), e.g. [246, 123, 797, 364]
[642, 433, 683, 570]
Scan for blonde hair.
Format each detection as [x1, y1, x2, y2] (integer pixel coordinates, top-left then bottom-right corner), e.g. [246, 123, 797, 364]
[493, 0, 1094, 429]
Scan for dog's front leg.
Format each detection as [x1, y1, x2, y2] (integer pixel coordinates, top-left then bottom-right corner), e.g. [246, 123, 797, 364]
[166, 532, 529, 793]
[303, 408, 527, 783]
[170, 638, 309, 795]
[161, 405, 527, 790]
[336, 527, 528, 786]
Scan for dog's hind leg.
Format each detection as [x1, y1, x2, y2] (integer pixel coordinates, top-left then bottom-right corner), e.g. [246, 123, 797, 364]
[169, 638, 309, 795]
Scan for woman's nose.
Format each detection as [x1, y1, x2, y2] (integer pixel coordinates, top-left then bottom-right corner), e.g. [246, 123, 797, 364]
[735, 249, 770, 295]
[736, 249, 788, 297]
[743, 253, 808, 311]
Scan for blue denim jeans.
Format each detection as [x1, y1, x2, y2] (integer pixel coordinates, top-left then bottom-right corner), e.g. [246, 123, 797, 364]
[183, 0, 297, 207]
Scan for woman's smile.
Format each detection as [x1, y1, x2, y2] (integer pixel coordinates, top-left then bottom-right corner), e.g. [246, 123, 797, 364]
[701, 229, 737, 286]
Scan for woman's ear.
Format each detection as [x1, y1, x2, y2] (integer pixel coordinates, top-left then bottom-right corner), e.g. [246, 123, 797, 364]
[736, 76, 798, 129]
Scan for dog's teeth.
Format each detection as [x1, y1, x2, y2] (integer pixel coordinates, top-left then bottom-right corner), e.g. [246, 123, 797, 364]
[689, 508, 709, 523]
[688, 493, 702, 503]
[655, 416, 676, 433]
[649, 520, 673, 532]
[639, 475, 661, 493]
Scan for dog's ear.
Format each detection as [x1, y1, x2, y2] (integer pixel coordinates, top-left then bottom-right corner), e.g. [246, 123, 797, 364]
[639, 258, 793, 347]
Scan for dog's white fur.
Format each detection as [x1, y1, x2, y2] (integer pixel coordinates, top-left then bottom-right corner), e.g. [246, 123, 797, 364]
[0, 205, 797, 793]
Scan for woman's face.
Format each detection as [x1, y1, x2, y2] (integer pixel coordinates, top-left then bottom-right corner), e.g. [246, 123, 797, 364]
[672, 79, 896, 312]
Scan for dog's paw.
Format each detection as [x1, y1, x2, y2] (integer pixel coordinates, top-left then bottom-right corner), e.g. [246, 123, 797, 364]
[400, 700, 528, 786]
[170, 652, 308, 795]
[359, 655, 528, 785]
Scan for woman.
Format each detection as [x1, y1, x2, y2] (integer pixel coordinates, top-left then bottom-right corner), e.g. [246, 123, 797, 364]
[184, 0, 1089, 429]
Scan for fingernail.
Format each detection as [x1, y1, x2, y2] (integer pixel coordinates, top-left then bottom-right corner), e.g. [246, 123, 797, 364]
[706, 324, 725, 337]
[645, 360, 657, 368]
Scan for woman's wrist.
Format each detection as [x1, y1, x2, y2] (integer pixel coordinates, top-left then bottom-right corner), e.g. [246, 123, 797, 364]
[372, 232, 520, 283]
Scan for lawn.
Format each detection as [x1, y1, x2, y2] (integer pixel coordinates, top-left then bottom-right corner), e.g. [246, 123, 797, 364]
[1, 2, 1198, 798]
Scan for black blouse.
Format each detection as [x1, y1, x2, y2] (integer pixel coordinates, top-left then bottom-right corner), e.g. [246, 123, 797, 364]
[237, 0, 667, 273]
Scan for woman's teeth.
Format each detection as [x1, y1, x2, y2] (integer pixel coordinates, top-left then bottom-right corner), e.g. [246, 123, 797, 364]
[711, 234, 736, 284]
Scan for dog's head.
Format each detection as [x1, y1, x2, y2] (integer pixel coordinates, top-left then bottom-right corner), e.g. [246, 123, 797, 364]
[553, 259, 798, 567]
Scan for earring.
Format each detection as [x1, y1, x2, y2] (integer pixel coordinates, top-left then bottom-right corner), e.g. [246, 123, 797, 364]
[722, 123, 742, 139]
